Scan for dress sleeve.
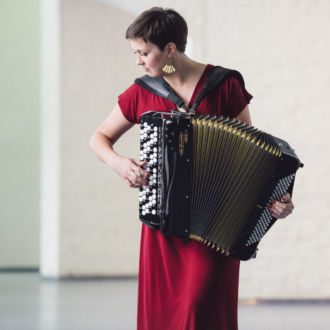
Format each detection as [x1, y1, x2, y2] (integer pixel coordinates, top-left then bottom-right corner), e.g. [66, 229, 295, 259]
[117, 84, 140, 124]
[226, 76, 253, 118]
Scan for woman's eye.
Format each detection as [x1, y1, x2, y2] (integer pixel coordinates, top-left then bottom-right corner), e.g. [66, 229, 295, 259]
[141, 53, 148, 57]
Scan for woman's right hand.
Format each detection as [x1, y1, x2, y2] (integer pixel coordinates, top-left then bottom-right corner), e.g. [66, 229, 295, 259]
[89, 103, 150, 188]
[111, 156, 150, 188]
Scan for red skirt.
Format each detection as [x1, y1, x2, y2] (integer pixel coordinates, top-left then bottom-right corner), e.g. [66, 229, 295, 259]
[137, 224, 240, 330]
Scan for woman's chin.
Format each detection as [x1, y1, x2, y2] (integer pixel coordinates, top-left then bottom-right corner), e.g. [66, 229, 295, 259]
[145, 71, 161, 78]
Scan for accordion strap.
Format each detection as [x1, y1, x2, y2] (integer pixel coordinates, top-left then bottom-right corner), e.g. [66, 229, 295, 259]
[134, 65, 245, 114]
[135, 74, 189, 111]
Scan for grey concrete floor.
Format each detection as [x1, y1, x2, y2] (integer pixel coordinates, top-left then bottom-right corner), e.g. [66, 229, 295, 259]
[0, 272, 329, 330]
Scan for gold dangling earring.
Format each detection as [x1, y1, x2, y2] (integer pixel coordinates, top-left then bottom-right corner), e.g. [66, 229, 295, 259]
[162, 64, 176, 74]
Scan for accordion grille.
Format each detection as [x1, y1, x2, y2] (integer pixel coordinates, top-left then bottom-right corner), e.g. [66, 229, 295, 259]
[190, 115, 281, 254]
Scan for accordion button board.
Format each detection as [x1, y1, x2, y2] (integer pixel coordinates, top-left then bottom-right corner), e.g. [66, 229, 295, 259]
[139, 120, 163, 224]
[138, 111, 303, 260]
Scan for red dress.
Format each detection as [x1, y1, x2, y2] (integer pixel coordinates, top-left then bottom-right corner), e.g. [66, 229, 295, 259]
[118, 65, 253, 330]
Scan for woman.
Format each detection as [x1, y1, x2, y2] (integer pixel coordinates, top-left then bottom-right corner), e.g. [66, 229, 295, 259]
[89, 7, 294, 330]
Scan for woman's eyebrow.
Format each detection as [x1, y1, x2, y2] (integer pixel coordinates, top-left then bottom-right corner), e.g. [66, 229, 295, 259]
[133, 49, 149, 53]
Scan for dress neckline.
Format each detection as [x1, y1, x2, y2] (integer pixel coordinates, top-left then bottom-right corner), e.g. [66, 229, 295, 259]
[188, 64, 212, 109]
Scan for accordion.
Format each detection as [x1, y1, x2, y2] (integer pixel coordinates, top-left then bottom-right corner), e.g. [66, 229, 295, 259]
[138, 110, 303, 260]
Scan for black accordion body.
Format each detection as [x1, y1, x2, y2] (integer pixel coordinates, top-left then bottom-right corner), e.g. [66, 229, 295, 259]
[135, 65, 303, 260]
[139, 111, 303, 260]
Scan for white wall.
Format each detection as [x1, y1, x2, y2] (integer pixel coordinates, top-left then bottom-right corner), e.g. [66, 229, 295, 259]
[40, 0, 142, 277]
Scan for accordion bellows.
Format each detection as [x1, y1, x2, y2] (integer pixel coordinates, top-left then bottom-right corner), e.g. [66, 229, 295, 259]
[139, 111, 302, 260]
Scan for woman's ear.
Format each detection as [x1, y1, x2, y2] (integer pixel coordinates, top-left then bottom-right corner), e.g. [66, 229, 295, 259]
[166, 42, 177, 57]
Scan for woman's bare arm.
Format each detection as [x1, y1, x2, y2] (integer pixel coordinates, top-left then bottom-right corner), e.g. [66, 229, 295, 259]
[89, 103, 149, 187]
[235, 105, 252, 125]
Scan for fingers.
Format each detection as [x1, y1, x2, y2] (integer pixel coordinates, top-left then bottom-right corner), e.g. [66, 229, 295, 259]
[135, 159, 147, 167]
[280, 192, 291, 203]
[124, 178, 140, 189]
[269, 193, 294, 219]
[125, 159, 151, 188]
[127, 169, 149, 187]
[270, 205, 293, 219]
[132, 160, 150, 179]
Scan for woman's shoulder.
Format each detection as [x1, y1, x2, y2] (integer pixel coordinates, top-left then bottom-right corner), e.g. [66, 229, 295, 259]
[204, 65, 252, 117]
[118, 82, 145, 100]
[118, 83, 147, 124]
[208, 64, 245, 83]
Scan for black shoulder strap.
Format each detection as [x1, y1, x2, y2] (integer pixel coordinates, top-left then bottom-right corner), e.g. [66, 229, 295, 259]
[134, 65, 245, 114]
[190, 66, 245, 112]
[134, 75, 189, 111]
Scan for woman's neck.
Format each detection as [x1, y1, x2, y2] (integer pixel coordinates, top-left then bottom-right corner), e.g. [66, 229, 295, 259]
[163, 53, 207, 88]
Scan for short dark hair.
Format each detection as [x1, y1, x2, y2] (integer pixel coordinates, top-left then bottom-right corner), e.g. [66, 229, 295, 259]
[125, 7, 188, 52]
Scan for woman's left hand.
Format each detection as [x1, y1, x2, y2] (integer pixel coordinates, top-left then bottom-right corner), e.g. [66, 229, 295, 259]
[269, 193, 294, 219]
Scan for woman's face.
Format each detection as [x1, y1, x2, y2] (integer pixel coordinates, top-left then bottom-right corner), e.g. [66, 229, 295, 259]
[130, 38, 168, 77]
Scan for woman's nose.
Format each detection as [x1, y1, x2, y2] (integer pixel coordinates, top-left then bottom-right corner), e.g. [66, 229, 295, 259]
[136, 56, 144, 65]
